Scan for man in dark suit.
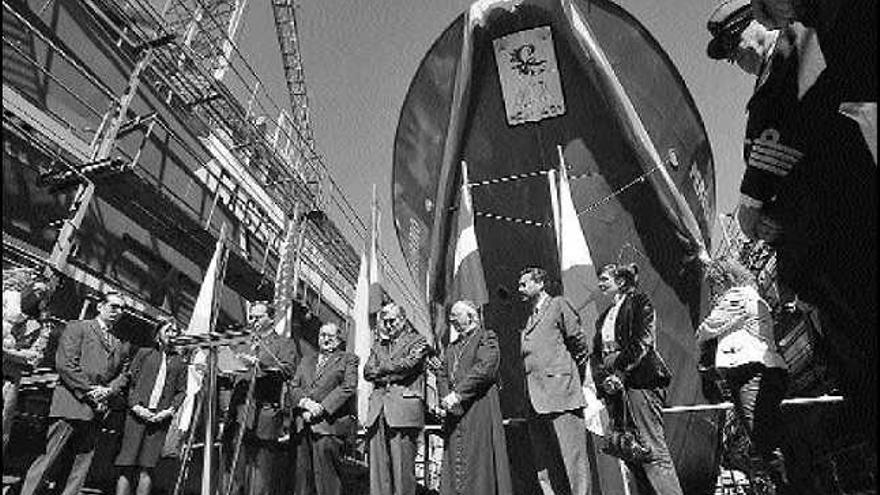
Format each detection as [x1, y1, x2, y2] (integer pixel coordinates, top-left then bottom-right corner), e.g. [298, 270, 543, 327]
[21, 291, 133, 495]
[288, 322, 358, 495]
[517, 267, 590, 495]
[363, 303, 428, 495]
[223, 301, 298, 495]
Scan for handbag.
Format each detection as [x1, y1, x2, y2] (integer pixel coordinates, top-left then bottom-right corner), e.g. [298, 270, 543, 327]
[601, 393, 652, 464]
[697, 339, 726, 403]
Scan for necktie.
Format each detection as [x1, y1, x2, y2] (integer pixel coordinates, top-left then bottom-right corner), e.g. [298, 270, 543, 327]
[316, 354, 328, 376]
[147, 352, 167, 410]
[99, 326, 112, 349]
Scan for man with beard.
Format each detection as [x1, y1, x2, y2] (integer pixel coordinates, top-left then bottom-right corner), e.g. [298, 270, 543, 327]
[517, 267, 590, 495]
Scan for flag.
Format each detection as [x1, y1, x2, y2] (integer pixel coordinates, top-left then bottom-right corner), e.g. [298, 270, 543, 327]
[273, 211, 301, 337]
[450, 161, 489, 305]
[550, 147, 607, 434]
[551, 146, 628, 494]
[349, 185, 382, 426]
[175, 224, 229, 433]
[447, 161, 489, 343]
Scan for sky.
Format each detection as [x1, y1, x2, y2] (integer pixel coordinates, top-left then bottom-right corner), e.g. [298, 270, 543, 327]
[230, 0, 757, 330]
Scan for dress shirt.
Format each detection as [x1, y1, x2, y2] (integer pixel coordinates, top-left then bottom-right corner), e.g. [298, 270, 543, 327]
[600, 294, 626, 353]
[147, 352, 167, 410]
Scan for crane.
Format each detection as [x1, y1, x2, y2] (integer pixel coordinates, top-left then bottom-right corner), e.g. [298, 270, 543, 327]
[270, 0, 324, 202]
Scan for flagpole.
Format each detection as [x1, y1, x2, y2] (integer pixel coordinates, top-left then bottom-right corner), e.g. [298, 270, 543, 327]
[556, 145, 566, 256]
[201, 344, 217, 495]
[290, 202, 306, 318]
[201, 223, 228, 495]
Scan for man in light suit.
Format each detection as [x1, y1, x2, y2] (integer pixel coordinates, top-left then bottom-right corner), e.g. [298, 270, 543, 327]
[363, 303, 429, 495]
[517, 267, 591, 495]
[288, 322, 358, 495]
[21, 291, 133, 495]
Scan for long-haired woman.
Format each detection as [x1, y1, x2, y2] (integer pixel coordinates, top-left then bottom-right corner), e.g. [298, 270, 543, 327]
[697, 256, 789, 489]
[592, 263, 683, 495]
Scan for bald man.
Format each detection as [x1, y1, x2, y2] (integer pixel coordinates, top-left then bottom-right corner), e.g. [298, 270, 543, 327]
[288, 323, 358, 495]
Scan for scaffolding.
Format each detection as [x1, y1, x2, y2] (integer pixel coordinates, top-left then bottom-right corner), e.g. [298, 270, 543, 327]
[2, 2, 368, 358]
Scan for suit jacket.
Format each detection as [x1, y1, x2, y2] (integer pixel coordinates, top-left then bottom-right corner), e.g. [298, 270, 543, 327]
[288, 350, 358, 436]
[591, 292, 671, 395]
[521, 295, 588, 414]
[126, 346, 187, 412]
[49, 319, 132, 421]
[226, 331, 299, 440]
[363, 328, 428, 429]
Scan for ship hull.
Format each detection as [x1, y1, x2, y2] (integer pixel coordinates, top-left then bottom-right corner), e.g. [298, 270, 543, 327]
[392, 1, 719, 493]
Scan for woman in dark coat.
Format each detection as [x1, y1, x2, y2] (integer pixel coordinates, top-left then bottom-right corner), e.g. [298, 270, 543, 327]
[437, 300, 512, 495]
[115, 320, 187, 495]
[592, 263, 682, 495]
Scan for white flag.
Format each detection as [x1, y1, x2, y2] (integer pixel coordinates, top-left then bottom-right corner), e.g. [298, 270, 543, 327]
[349, 186, 381, 426]
[550, 147, 609, 436]
[176, 224, 229, 433]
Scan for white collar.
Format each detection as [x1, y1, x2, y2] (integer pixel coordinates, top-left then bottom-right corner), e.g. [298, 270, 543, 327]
[533, 292, 550, 313]
[96, 318, 110, 332]
[449, 324, 476, 344]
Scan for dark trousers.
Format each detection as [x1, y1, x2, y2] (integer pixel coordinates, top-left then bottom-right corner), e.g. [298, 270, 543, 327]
[20, 418, 98, 495]
[527, 410, 589, 495]
[291, 430, 344, 495]
[368, 416, 418, 495]
[722, 364, 788, 465]
[224, 438, 282, 495]
[2, 377, 20, 456]
[608, 389, 683, 495]
[774, 103, 877, 446]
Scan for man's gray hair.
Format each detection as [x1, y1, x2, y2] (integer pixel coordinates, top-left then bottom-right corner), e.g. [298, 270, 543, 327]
[380, 302, 406, 320]
[451, 300, 481, 325]
[320, 321, 345, 343]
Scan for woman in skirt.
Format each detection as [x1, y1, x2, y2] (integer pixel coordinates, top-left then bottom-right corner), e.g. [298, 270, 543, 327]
[115, 320, 187, 495]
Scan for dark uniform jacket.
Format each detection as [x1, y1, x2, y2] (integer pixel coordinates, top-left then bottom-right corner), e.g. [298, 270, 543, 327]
[50, 319, 132, 421]
[740, 29, 804, 206]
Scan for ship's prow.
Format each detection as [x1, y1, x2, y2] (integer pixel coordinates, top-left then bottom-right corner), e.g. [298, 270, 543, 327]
[392, 0, 718, 493]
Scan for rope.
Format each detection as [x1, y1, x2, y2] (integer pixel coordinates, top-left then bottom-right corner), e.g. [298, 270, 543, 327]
[577, 165, 660, 216]
[469, 169, 550, 187]
[460, 165, 662, 228]
[473, 211, 547, 228]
